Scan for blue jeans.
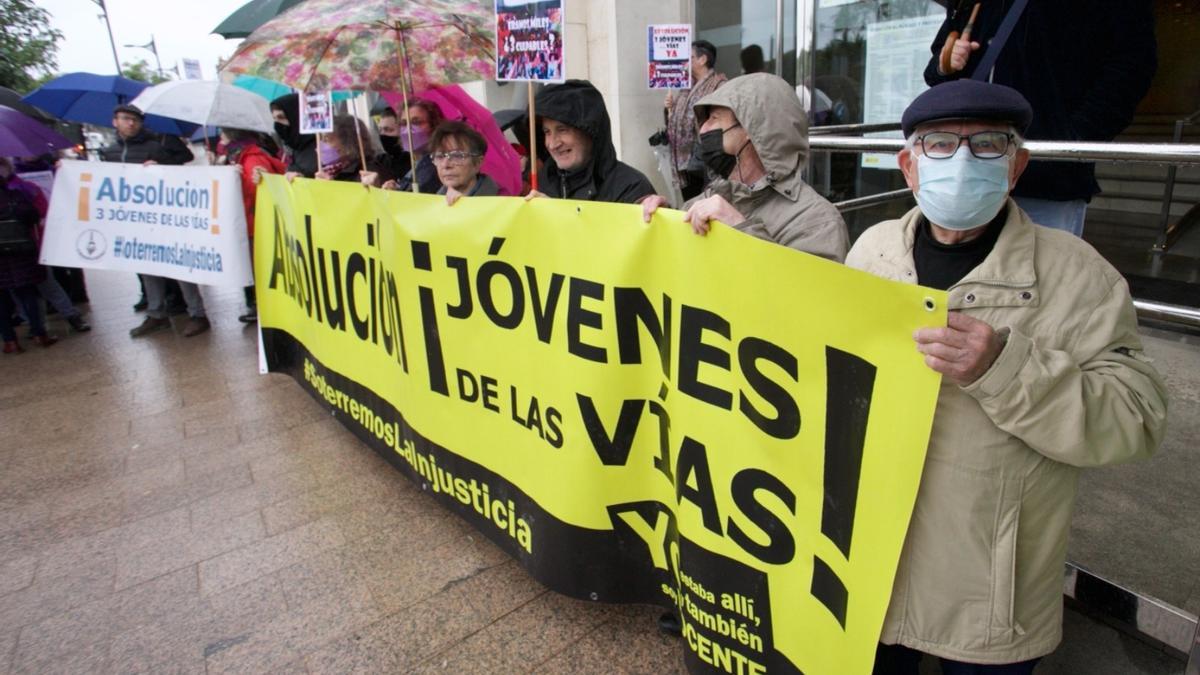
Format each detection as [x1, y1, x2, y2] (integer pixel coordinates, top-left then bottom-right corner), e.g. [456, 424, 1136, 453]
[1, 285, 46, 342]
[1013, 196, 1087, 237]
[874, 643, 1040, 674]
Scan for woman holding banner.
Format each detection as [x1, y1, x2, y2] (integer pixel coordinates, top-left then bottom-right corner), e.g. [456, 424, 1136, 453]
[430, 121, 499, 205]
[223, 128, 286, 323]
[314, 116, 390, 185]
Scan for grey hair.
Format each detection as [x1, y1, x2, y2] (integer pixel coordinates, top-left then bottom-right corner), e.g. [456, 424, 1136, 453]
[904, 124, 1024, 152]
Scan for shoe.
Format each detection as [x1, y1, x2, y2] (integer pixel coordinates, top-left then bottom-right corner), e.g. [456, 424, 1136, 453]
[32, 334, 58, 348]
[133, 297, 148, 312]
[2, 340, 23, 354]
[130, 316, 171, 337]
[181, 316, 210, 337]
[67, 315, 92, 333]
[657, 611, 682, 637]
[238, 308, 257, 324]
[166, 303, 188, 316]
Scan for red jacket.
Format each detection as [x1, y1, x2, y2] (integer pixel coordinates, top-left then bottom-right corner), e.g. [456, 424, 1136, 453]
[230, 143, 285, 238]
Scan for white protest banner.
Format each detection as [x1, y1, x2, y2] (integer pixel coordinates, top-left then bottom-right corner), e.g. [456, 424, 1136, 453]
[495, 0, 565, 82]
[648, 24, 692, 89]
[40, 160, 253, 287]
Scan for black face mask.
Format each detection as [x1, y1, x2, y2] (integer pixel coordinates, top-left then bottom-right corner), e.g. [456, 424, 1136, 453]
[698, 124, 740, 179]
[274, 121, 291, 141]
[379, 133, 400, 155]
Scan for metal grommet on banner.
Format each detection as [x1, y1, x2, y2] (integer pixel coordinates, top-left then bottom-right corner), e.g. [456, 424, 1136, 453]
[923, 297, 936, 312]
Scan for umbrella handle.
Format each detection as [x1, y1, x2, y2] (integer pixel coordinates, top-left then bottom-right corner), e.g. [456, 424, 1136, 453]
[528, 85, 537, 192]
[939, 3, 981, 74]
[396, 28, 420, 194]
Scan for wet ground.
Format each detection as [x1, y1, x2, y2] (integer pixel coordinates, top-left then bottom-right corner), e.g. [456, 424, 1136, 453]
[0, 269, 1192, 674]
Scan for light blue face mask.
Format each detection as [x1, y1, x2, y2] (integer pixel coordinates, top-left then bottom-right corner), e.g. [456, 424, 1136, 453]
[914, 146, 1010, 231]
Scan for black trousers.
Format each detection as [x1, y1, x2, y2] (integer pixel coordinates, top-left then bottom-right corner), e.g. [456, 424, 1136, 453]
[874, 643, 1040, 675]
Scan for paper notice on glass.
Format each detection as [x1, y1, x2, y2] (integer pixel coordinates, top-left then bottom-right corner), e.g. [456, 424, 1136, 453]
[861, 14, 943, 170]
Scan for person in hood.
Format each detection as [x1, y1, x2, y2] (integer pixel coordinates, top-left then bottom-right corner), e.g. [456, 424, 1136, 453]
[850, 80, 1166, 673]
[642, 73, 848, 262]
[525, 80, 655, 204]
[270, 94, 318, 179]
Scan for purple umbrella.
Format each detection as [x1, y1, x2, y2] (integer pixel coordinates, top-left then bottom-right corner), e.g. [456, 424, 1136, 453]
[0, 105, 75, 157]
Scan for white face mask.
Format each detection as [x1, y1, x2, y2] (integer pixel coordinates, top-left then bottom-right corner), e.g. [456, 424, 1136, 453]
[914, 146, 1010, 231]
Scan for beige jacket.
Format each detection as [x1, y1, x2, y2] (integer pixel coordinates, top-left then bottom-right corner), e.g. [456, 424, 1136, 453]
[846, 202, 1167, 663]
[691, 74, 848, 262]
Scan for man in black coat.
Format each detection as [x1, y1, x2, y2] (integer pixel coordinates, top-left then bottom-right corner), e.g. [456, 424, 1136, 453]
[925, 0, 1157, 236]
[99, 104, 194, 165]
[526, 80, 655, 204]
[100, 104, 194, 315]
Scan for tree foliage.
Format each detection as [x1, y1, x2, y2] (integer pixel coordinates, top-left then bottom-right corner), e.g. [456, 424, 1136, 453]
[121, 59, 171, 85]
[0, 0, 63, 93]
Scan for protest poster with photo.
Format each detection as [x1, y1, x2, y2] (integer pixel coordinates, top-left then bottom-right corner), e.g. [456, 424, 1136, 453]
[648, 24, 692, 89]
[40, 160, 253, 287]
[299, 90, 334, 134]
[495, 0, 565, 82]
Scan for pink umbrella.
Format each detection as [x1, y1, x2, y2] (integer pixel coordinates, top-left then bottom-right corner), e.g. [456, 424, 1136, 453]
[383, 85, 521, 196]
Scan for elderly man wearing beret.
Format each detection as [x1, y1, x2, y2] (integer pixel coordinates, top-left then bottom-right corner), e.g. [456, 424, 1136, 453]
[847, 80, 1168, 673]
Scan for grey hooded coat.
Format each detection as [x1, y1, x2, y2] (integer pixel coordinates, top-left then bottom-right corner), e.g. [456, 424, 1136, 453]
[692, 73, 848, 262]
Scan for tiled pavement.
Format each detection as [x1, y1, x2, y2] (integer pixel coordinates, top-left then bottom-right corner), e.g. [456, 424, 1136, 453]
[1, 269, 1194, 674]
[0, 270, 683, 674]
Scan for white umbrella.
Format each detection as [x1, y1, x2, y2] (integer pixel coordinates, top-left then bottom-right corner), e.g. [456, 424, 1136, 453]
[130, 80, 275, 134]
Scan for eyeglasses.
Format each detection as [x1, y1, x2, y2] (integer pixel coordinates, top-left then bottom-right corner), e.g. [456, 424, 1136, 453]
[431, 151, 481, 164]
[917, 131, 1014, 160]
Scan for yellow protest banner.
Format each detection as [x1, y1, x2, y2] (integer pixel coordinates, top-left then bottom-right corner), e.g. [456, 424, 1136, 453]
[255, 176, 946, 674]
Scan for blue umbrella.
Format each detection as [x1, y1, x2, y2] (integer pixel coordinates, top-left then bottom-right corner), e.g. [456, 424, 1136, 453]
[232, 75, 360, 106]
[191, 125, 220, 143]
[22, 72, 200, 137]
[232, 74, 293, 102]
[0, 105, 75, 157]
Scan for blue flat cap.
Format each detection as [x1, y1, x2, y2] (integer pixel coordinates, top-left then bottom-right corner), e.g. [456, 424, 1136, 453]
[901, 80, 1033, 137]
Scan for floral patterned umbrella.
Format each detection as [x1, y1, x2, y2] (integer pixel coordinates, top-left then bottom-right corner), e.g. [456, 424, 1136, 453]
[221, 0, 495, 94]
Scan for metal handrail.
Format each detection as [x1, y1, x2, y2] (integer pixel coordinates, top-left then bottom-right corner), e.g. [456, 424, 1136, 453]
[1133, 300, 1200, 330]
[811, 137, 1200, 165]
[1154, 106, 1200, 253]
[833, 188, 911, 212]
[809, 122, 902, 136]
[1065, 562, 1198, 659]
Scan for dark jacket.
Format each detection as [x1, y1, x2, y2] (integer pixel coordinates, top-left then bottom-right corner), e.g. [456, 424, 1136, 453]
[99, 128, 193, 165]
[437, 174, 500, 198]
[394, 154, 442, 194]
[532, 80, 655, 204]
[0, 177, 46, 289]
[271, 93, 318, 178]
[925, 0, 1157, 202]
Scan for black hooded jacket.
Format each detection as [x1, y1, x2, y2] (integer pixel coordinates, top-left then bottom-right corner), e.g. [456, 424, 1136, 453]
[271, 93, 318, 178]
[532, 80, 654, 204]
[925, 0, 1157, 202]
[99, 128, 193, 165]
